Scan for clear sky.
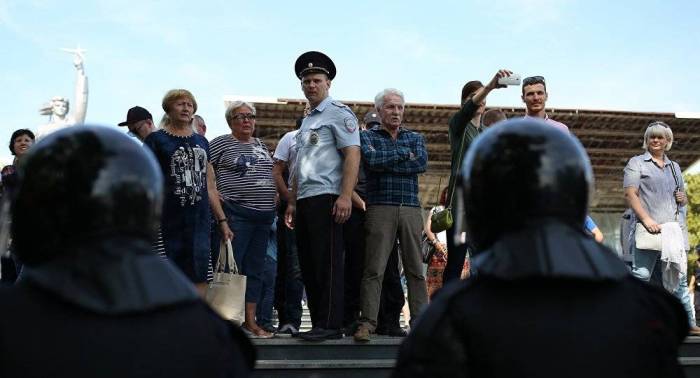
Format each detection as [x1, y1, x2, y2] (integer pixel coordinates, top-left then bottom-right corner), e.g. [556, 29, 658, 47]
[1, 0, 699, 167]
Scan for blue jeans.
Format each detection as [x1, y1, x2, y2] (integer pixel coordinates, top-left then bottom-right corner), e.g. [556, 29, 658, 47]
[212, 201, 275, 304]
[256, 255, 277, 329]
[633, 247, 695, 327]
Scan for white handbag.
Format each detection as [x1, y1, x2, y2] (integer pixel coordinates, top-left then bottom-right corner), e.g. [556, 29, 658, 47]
[634, 222, 662, 252]
[205, 239, 246, 324]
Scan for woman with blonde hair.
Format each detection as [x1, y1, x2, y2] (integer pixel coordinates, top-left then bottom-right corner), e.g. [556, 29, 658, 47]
[624, 120, 699, 335]
[144, 89, 231, 296]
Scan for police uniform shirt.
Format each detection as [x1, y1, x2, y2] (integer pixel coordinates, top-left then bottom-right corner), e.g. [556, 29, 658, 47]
[294, 96, 359, 200]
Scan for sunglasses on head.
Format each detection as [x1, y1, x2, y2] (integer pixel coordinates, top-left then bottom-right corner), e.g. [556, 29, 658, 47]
[523, 76, 546, 86]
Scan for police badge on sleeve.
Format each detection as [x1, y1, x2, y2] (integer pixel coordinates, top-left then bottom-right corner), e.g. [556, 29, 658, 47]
[344, 117, 357, 133]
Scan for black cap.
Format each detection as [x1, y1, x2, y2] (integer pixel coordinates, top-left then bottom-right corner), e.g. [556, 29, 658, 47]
[363, 111, 381, 126]
[118, 106, 153, 126]
[295, 51, 336, 80]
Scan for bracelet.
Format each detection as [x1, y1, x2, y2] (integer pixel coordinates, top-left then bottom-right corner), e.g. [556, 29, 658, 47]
[217, 218, 227, 224]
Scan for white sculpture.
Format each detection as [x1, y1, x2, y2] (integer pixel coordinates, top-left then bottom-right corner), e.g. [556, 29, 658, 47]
[37, 47, 88, 139]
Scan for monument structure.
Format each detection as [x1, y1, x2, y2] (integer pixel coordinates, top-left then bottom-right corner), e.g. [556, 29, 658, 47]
[36, 48, 88, 139]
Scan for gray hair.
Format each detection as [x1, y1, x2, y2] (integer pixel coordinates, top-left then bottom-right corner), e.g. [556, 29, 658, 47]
[642, 121, 673, 151]
[374, 88, 405, 110]
[225, 101, 257, 125]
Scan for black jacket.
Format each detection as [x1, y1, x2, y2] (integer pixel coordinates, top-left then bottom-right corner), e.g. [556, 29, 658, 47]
[393, 222, 688, 378]
[0, 238, 254, 378]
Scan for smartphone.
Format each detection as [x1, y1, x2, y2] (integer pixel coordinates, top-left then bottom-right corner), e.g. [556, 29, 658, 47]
[498, 74, 521, 86]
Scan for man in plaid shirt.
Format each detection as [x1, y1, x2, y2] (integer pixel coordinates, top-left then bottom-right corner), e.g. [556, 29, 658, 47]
[354, 88, 429, 342]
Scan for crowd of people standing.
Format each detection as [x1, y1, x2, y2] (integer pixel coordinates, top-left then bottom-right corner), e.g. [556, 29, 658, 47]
[1, 48, 698, 353]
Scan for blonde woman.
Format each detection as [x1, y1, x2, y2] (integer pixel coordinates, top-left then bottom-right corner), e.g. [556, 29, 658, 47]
[144, 89, 229, 296]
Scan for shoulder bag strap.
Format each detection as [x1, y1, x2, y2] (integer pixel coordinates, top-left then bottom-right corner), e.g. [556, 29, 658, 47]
[447, 126, 470, 209]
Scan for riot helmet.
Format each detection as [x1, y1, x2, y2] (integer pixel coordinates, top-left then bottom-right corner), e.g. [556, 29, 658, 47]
[459, 118, 592, 252]
[10, 126, 163, 266]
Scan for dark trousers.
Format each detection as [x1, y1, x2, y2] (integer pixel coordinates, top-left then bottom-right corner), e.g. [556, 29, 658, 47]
[377, 243, 405, 330]
[443, 223, 469, 283]
[274, 201, 304, 328]
[296, 194, 344, 330]
[344, 209, 404, 329]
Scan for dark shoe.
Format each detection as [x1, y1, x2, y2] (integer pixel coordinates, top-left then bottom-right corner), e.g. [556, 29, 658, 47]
[376, 326, 407, 337]
[342, 321, 360, 337]
[299, 328, 343, 342]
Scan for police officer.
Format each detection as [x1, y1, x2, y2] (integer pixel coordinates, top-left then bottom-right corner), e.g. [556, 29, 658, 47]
[285, 51, 361, 341]
[0, 126, 254, 377]
[393, 118, 688, 377]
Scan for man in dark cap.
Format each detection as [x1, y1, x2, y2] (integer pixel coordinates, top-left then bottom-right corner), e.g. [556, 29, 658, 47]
[285, 51, 361, 341]
[118, 105, 156, 142]
[393, 118, 688, 377]
[0, 126, 254, 377]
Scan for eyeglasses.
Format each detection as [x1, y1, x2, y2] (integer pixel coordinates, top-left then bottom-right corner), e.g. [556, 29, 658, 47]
[522, 76, 545, 86]
[233, 113, 256, 121]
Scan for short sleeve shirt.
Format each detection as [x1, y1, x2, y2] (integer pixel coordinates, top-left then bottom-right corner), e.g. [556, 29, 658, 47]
[210, 135, 276, 211]
[623, 152, 684, 225]
[273, 129, 299, 188]
[294, 96, 360, 200]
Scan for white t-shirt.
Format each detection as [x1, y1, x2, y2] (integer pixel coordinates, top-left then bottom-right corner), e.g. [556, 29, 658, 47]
[273, 129, 299, 188]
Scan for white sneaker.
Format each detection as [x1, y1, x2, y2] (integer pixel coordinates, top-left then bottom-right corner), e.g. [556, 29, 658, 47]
[277, 324, 299, 336]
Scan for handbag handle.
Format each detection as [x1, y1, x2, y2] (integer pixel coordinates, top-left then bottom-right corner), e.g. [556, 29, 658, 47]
[214, 239, 240, 274]
[668, 160, 681, 219]
[226, 239, 239, 274]
[432, 176, 444, 207]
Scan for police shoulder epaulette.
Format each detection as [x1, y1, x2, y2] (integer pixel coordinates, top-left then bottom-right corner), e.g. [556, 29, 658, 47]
[330, 100, 349, 109]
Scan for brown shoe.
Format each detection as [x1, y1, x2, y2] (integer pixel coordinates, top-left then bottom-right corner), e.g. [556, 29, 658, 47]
[689, 326, 700, 336]
[353, 324, 371, 342]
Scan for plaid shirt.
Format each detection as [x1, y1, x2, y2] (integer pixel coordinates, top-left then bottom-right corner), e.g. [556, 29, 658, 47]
[360, 125, 427, 207]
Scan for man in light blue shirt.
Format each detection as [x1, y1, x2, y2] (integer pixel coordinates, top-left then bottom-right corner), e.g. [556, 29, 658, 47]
[285, 51, 360, 341]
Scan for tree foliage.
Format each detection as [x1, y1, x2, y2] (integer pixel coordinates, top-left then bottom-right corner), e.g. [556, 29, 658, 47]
[684, 173, 700, 248]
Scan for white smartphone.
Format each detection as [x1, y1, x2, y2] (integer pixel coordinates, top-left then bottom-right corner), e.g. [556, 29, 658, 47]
[498, 74, 521, 86]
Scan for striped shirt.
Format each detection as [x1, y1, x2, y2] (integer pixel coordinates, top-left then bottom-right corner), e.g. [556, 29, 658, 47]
[360, 125, 427, 207]
[210, 135, 276, 211]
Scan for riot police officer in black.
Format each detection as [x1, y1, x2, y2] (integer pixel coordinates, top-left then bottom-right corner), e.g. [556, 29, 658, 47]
[0, 126, 254, 378]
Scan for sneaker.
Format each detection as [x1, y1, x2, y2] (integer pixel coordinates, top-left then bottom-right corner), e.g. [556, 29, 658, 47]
[277, 324, 299, 337]
[353, 324, 371, 342]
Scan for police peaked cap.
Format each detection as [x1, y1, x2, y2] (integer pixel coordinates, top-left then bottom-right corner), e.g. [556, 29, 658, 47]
[295, 51, 336, 80]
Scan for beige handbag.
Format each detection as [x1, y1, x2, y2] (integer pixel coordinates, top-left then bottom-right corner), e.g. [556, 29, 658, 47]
[634, 223, 662, 251]
[206, 239, 246, 324]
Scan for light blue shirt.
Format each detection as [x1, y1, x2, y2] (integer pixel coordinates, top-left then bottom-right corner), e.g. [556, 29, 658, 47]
[294, 96, 360, 200]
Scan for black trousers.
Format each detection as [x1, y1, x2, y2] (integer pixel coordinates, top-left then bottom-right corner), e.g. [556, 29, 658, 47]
[443, 223, 469, 284]
[344, 209, 404, 329]
[296, 194, 344, 330]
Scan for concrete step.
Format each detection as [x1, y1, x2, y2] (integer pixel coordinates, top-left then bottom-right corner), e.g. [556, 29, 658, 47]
[250, 335, 700, 377]
[252, 336, 400, 378]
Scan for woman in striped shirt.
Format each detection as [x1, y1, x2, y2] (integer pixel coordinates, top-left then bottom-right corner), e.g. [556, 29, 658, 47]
[209, 101, 277, 338]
